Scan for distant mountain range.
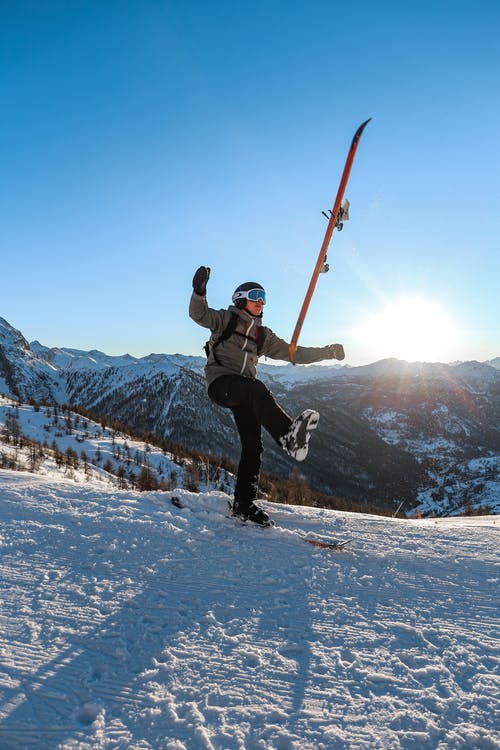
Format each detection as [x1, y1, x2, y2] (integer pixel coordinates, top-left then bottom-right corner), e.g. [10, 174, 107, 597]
[1, 316, 499, 514]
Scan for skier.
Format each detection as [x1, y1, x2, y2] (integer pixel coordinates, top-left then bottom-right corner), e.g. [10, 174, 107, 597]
[189, 266, 345, 526]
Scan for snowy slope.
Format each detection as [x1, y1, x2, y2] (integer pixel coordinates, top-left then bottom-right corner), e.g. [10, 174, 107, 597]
[0, 470, 498, 750]
[0, 395, 191, 492]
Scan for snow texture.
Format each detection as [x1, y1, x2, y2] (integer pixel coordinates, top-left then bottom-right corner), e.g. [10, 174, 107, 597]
[0, 470, 498, 750]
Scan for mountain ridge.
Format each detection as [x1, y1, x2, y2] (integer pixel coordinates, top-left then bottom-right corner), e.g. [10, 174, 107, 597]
[1, 315, 499, 514]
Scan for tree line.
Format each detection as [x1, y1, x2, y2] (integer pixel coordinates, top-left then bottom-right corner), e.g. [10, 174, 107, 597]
[1, 395, 407, 516]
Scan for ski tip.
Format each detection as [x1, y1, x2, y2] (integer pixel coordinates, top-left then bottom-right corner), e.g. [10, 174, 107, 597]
[351, 118, 372, 146]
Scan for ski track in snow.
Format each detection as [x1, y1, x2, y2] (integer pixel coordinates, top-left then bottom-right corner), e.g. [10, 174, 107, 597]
[0, 472, 498, 750]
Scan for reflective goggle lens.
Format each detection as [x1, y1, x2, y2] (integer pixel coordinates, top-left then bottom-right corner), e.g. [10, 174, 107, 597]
[246, 288, 266, 303]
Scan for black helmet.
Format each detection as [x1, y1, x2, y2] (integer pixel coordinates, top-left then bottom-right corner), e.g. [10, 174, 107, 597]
[232, 282, 266, 309]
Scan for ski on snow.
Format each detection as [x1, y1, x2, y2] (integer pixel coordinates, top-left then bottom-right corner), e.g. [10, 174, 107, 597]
[230, 514, 352, 551]
[170, 497, 352, 551]
[289, 118, 371, 363]
[231, 511, 352, 550]
[299, 536, 352, 551]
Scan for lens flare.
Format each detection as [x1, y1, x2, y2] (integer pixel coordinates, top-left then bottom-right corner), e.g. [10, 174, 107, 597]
[358, 297, 459, 362]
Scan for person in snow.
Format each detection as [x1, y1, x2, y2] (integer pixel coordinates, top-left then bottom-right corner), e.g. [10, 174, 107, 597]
[189, 266, 345, 526]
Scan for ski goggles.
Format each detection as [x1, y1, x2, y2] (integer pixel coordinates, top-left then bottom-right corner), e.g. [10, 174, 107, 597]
[233, 288, 266, 304]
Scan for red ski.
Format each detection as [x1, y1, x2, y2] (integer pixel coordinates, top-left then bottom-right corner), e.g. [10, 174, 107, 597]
[289, 119, 371, 363]
[301, 537, 352, 551]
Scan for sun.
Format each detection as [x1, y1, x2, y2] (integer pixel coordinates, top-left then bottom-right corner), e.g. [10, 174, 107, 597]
[358, 297, 459, 362]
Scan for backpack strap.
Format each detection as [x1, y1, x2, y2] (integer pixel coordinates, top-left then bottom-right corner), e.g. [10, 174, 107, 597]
[204, 313, 239, 361]
[256, 325, 266, 355]
[204, 313, 266, 362]
[218, 312, 239, 345]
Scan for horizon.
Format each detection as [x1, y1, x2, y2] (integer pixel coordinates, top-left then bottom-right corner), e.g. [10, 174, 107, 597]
[1, 311, 498, 370]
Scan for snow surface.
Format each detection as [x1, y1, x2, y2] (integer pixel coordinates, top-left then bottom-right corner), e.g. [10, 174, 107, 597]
[0, 470, 498, 750]
[0, 396, 187, 491]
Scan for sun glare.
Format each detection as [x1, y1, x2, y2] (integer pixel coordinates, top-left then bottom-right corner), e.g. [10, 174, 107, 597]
[358, 297, 459, 362]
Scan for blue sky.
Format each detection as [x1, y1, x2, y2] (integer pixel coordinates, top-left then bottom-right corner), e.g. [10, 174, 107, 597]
[2, 0, 499, 365]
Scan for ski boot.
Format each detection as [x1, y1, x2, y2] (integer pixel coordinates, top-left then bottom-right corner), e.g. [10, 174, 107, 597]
[232, 500, 274, 527]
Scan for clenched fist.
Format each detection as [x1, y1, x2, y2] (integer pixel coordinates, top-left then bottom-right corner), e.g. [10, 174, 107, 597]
[192, 266, 211, 296]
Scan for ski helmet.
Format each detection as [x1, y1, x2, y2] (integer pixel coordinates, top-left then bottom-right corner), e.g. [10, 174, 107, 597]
[232, 282, 266, 309]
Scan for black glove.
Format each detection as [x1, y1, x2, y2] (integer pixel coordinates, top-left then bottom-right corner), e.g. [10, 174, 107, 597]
[328, 343, 345, 361]
[192, 266, 211, 296]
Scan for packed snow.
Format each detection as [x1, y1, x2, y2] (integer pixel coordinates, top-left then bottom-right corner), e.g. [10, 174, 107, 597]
[0, 469, 498, 750]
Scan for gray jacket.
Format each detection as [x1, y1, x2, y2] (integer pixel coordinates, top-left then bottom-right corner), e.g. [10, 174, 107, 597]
[189, 291, 333, 390]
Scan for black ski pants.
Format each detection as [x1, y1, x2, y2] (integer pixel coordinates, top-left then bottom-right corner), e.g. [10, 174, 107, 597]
[208, 375, 292, 508]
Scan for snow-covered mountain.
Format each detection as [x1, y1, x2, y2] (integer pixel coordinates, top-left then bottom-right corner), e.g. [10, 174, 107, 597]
[487, 356, 500, 370]
[0, 468, 498, 749]
[0, 318, 60, 401]
[1, 315, 499, 515]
